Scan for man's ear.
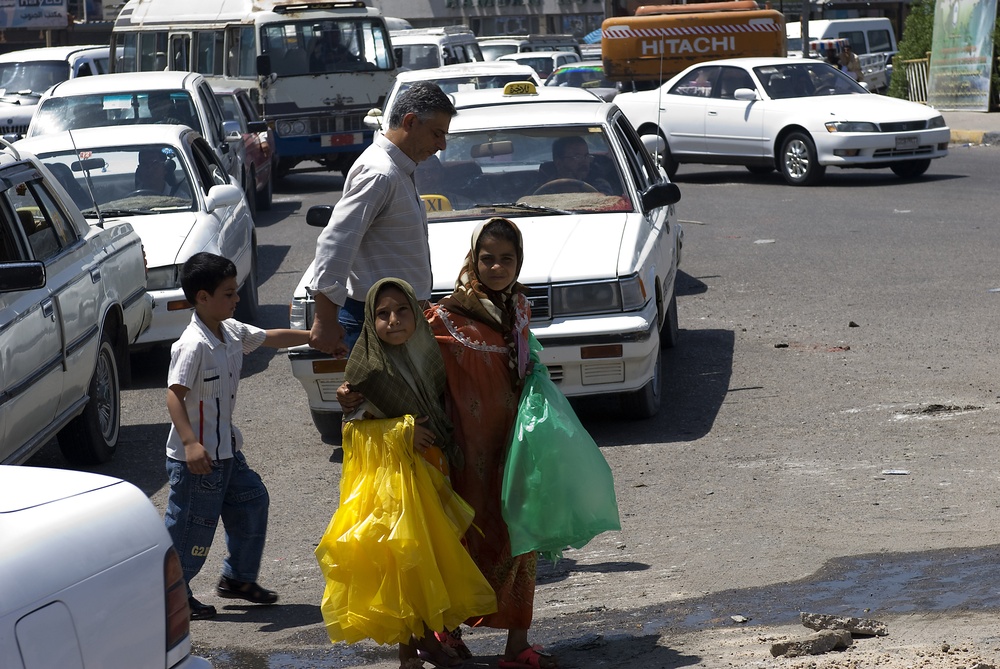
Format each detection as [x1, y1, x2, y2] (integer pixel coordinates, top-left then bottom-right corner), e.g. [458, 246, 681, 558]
[401, 112, 419, 131]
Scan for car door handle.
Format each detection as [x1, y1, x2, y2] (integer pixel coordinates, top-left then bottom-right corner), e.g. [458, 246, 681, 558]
[90, 267, 101, 283]
[708, 110, 718, 116]
[41, 298, 54, 319]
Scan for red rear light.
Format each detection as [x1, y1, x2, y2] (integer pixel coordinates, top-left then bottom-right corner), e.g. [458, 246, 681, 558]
[164, 546, 190, 651]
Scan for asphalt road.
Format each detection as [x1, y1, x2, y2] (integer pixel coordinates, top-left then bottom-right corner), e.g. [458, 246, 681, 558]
[26, 145, 1000, 668]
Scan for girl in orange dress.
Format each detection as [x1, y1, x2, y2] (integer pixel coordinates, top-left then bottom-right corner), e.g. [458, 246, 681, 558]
[427, 218, 557, 669]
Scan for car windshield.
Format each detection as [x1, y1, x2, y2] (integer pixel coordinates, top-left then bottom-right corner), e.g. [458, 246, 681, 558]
[508, 56, 554, 77]
[546, 66, 614, 89]
[260, 19, 392, 75]
[30, 90, 201, 136]
[480, 43, 519, 61]
[755, 62, 868, 98]
[397, 73, 535, 98]
[418, 125, 632, 221]
[0, 61, 68, 97]
[39, 144, 195, 214]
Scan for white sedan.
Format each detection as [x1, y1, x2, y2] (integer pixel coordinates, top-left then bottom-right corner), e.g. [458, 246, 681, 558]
[289, 83, 682, 438]
[18, 125, 258, 347]
[614, 57, 950, 186]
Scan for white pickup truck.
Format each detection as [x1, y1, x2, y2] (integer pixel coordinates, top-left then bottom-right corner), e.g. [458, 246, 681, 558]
[0, 140, 151, 465]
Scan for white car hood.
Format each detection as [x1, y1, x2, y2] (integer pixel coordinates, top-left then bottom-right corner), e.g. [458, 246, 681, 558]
[771, 93, 942, 123]
[429, 213, 630, 290]
[104, 211, 198, 269]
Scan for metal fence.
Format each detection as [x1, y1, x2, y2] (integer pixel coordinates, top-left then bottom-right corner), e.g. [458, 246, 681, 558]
[902, 55, 930, 103]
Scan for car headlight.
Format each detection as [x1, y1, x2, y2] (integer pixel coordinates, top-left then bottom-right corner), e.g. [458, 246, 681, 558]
[825, 121, 879, 133]
[146, 265, 180, 291]
[550, 275, 648, 317]
[276, 120, 292, 136]
[927, 115, 946, 129]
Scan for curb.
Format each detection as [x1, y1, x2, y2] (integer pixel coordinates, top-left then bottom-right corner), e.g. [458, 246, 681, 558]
[950, 130, 1000, 145]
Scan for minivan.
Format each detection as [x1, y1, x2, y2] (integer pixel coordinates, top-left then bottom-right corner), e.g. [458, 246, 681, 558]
[390, 26, 484, 69]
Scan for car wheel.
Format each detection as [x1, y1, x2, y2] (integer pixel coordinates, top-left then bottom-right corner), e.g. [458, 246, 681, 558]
[746, 164, 775, 175]
[256, 169, 273, 211]
[890, 159, 931, 179]
[236, 245, 259, 322]
[779, 131, 825, 186]
[657, 133, 679, 180]
[311, 409, 343, 442]
[58, 332, 120, 464]
[624, 346, 661, 419]
[660, 291, 679, 349]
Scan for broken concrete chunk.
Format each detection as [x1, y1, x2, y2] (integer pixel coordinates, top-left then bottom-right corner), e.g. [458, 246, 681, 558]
[800, 611, 889, 636]
[770, 629, 853, 657]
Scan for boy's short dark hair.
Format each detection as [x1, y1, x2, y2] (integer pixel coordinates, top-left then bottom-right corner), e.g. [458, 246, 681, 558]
[180, 252, 237, 303]
[388, 81, 457, 129]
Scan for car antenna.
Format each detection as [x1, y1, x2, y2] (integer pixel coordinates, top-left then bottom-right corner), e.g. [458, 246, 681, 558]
[68, 128, 105, 229]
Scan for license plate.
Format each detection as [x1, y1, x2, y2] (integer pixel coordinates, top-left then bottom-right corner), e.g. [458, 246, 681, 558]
[320, 132, 362, 148]
[895, 136, 918, 150]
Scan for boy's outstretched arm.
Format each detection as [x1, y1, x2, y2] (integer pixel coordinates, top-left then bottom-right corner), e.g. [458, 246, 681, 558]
[167, 384, 213, 475]
[263, 328, 312, 349]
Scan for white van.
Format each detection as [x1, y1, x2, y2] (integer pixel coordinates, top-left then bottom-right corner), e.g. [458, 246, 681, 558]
[787, 18, 897, 90]
[478, 34, 582, 61]
[390, 26, 484, 70]
[0, 45, 108, 136]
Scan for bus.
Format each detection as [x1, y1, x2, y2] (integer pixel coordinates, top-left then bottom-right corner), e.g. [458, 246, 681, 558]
[110, 0, 397, 178]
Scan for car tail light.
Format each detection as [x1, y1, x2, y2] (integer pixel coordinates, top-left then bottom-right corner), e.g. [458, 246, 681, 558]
[164, 546, 190, 652]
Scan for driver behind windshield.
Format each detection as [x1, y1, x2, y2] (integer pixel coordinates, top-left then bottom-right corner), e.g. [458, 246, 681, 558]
[539, 135, 616, 195]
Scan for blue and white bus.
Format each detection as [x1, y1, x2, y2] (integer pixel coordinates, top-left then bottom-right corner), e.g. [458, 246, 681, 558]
[110, 0, 397, 177]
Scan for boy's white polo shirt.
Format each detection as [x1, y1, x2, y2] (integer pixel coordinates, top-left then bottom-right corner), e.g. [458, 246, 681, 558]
[166, 314, 266, 462]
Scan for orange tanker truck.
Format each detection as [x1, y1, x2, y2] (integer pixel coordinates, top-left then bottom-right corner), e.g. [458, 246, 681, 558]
[602, 0, 786, 84]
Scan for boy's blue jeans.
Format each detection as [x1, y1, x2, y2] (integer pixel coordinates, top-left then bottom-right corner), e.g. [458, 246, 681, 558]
[164, 450, 269, 595]
[339, 297, 365, 351]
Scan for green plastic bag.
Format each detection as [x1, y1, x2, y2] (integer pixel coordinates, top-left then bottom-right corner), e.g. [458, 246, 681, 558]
[501, 334, 621, 562]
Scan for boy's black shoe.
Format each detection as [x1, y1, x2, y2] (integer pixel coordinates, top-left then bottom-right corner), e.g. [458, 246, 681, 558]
[216, 575, 278, 604]
[188, 596, 216, 620]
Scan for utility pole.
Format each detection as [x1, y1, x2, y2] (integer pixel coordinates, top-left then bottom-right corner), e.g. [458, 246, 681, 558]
[800, 0, 810, 57]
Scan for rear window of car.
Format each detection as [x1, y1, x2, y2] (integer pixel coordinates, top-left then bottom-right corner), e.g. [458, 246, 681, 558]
[30, 90, 201, 137]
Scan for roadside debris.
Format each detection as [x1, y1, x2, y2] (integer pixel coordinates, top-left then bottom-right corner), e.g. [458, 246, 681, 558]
[800, 611, 889, 636]
[770, 629, 853, 657]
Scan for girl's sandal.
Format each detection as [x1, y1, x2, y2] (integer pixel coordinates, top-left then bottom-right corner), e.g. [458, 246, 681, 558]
[435, 630, 473, 660]
[498, 645, 557, 669]
[400, 658, 425, 669]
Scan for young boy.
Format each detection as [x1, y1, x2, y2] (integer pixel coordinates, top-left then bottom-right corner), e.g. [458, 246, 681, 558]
[164, 252, 310, 620]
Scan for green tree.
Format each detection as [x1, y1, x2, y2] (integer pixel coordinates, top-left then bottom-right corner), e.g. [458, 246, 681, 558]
[888, 0, 936, 99]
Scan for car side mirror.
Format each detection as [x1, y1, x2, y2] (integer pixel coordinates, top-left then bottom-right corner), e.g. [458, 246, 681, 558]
[205, 183, 243, 211]
[222, 119, 241, 142]
[0, 260, 45, 292]
[257, 54, 272, 77]
[733, 88, 758, 101]
[641, 182, 681, 212]
[306, 205, 333, 227]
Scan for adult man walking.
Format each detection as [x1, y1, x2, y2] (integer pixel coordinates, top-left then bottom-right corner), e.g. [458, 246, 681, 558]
[308, 82, 457, 357]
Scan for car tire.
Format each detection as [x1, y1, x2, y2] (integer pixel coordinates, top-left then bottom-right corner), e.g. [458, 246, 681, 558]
[624, 346, 661, 419]
[658, 134, 678, 180]
[779, 131, 825, 186]
[236, 245, 259, 322]
[746, 164, 775, 176]
[890, 159, 931, 179]
[58, 332, 120, 465]
[311, 409, 343, 442]
[660, 291, 679, 349]
[256, 169, 273, 211]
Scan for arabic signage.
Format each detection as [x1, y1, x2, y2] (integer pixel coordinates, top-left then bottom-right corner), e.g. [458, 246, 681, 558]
[0, 0, 67, 29]
[927, 0, 999, 111]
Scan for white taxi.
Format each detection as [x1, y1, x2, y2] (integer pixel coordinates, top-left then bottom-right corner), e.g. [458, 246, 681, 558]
[18, 125, 258, 348]
[289, 83, 682, 437]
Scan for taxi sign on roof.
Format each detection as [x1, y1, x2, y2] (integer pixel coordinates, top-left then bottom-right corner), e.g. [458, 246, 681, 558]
[502, 81, 538, 96]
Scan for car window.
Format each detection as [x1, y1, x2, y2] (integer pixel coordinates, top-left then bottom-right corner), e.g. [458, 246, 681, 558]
[838, 30, 867, 53]
[217, 93, 247, 132]
[4, 177, 78, 261]
[190, 136, 229, 193]
[31, 90, 202, 136]
[39, 144, 196, 215]
[236, 92, 261, 123]
[197, 82, 224, 143]
[715, 67, 756, 100]
[868, 29, 893, 53]
[425, 124, 631, 219]
[755, 62, 867, 98]
[613, 113, 660, 192]
[670, 66, 720, 97]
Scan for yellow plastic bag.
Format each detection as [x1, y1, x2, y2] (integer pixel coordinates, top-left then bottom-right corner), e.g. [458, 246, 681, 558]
[315, 415, 496, 645]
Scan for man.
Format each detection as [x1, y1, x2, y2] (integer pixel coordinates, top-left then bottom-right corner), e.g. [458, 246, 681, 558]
[538, 135, 614, 195]
[840, 42, 865, 83]
[308, 81, 457, 357]
[134, 148, 175, 195]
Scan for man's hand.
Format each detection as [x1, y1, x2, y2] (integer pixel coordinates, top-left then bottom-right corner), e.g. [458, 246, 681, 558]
[310, 292, 349, 357]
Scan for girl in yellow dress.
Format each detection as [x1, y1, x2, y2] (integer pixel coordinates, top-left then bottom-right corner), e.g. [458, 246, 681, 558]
[315, 278, 496, 669]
